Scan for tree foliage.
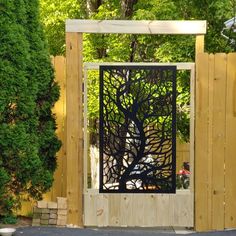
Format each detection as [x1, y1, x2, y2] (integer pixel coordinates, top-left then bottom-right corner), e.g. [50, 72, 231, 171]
[0, 0, 61, 218]
[39, 0, 236, 142]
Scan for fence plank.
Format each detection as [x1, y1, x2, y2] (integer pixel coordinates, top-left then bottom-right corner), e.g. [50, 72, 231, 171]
[66, 32, 84, 227]
[211, 53, 227, 230]
[108, 194, 121, 226]
[195, 53, 210, 231]
[51, 56, 67, 200]
[207, 54, 214, 230]
[225, 53, 236, 228]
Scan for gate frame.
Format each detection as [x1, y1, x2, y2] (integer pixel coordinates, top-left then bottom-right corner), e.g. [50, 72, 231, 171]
[65, 19, 206, 227]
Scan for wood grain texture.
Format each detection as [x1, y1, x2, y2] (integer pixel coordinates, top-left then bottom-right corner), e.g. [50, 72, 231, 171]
[83, 191, 193, 227]
[189, 64, 195, 193]
[211, 53, 227, 230]
[66, 33, 83, 227]
[84, 62, 195, 70]
[195, 53, 209, 231]
[51, 56, 67, 200]
[195, 35, 205, 57]
[66, 20, 207, 35]
[225, 53, 236, 228]
[207, 54, 214, 230]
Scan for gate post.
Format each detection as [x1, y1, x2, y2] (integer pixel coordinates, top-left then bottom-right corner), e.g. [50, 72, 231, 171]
[66, 32, 84, 227]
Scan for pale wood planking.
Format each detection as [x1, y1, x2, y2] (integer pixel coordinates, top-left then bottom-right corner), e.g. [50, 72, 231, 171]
[84, 62, 195, 70]
[144, 194, 158, 226]
[84, 193, 97, 226]
[172, 193, 194, 227]
[108, 194, 121, 226]
[189, 64, 195, 194]
[66, 20, 207, 35]
[83, 192, 193, 227]
[131, 194, 145, 226]
[97, 194, 109, 227]
[155, 195, 171, 226]
[207, 54, 214, 230]
[195, 53, 209, 231]
[211, 53, 227, 230]
[51, 56, 67, 200]
[195, 35, 205, 57]
[83, 68, 88, 192]
[225, 53, 236, 228]
[120, 194, 134, 227]
[66, 33, 84, 227]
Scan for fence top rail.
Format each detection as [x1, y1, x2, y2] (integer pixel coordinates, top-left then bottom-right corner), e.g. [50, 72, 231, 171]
[83, 62, 195, 70]
[66, 20, 207, 35]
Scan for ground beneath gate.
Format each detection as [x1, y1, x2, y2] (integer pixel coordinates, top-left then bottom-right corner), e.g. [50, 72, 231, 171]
[1, 218, 236, 236]
[0, 226, 235, 236]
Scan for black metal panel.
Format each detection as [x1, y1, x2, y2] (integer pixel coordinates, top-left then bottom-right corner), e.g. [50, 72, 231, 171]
[99, 66, 176, 193]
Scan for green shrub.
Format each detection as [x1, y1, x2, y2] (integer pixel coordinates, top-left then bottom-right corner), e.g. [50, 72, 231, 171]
[0, 215, 17, 225]
[0, 0, 61, 216]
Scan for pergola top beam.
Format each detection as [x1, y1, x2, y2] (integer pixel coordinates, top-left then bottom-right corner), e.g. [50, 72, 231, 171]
[66, 20, 207, 35]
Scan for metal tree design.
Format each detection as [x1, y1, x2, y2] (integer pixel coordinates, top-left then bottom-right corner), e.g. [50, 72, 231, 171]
[99, 66, 176, 193]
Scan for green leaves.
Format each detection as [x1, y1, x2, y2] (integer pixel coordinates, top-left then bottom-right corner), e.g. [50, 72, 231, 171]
[39, 0, 236, 143]
[0, 0, 61, 216]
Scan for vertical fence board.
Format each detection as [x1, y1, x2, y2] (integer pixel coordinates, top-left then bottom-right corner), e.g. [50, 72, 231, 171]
[155, 195, 171, 226]
[109, 194, 121, 226]
[195, 53, 210, 231]
[51, 56, 67, 200]
[97, 194, 109, 227]
[207, 54, 214, 230]
[142, 195, 157, 226]
[66, 32, 84, 227]
[211, 53, 227, 230]
[172, 193, 193, 227]
[120, 195, 134, 226]
[84, 192, 97, 226]
[225, 53, 236, 228]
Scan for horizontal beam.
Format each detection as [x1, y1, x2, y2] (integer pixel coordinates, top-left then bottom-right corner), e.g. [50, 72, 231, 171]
[66, 20, 207, 35]
[84, 62, 195, 70]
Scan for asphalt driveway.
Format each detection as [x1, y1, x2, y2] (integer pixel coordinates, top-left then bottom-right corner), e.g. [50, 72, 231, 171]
[13, 227, 236, 236]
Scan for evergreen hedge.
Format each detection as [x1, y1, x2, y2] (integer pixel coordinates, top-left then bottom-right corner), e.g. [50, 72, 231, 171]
[0, 0, 61, 218]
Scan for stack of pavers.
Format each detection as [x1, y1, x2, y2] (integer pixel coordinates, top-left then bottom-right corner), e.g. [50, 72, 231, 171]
[32, 197, 67, 227]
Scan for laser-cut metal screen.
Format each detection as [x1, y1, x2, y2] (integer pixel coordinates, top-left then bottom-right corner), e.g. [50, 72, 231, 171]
[99, 66, 176, 193]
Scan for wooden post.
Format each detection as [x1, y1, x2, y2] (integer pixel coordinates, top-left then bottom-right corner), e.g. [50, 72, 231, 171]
[66, 32, 84, 227]
[195, 35, 205, 57]
[195, 35, 206, 231]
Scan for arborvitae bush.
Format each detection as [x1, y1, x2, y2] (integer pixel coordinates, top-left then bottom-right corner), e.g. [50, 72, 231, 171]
[0, 0, 61, 218]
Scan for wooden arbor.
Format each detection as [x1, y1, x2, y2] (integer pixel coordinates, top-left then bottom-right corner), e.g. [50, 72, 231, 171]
[65, 20, 206, 227]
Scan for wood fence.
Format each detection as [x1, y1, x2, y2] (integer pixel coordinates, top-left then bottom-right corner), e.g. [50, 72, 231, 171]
[18, 56, 67, 215]
[18, 53, 236, 232]
[195, 53, 236, 231]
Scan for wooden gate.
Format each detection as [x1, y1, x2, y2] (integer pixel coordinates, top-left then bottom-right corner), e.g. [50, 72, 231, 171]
[195, 53, 236, 231]
[83, 62, 195, 227]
